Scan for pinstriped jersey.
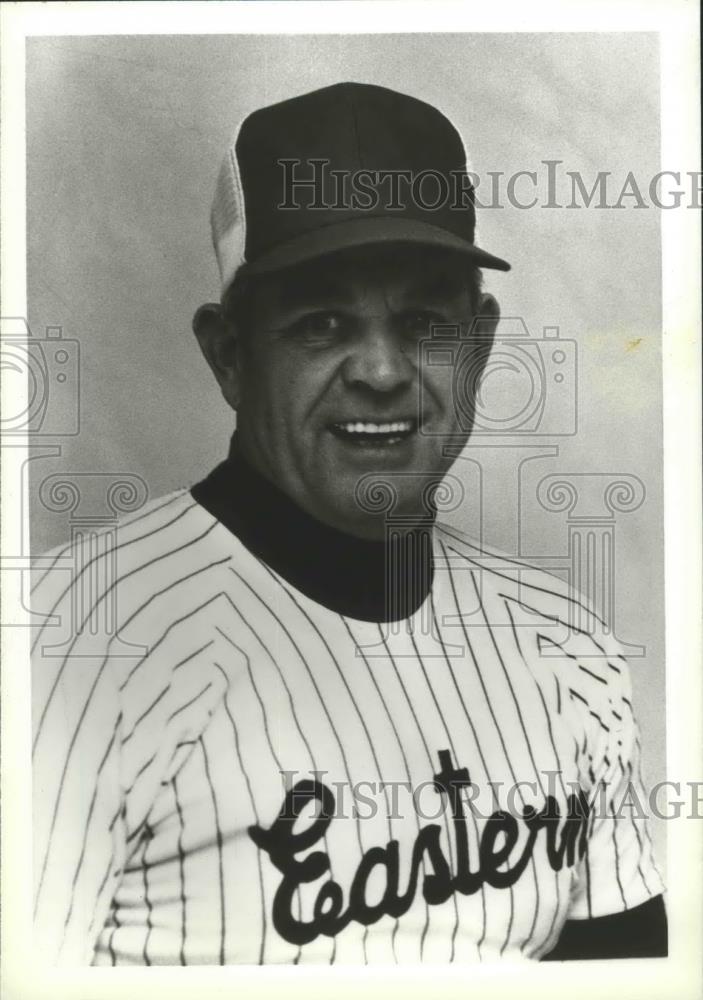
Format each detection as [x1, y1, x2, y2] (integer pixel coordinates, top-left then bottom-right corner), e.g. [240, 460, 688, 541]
[31, 487, 664, 965]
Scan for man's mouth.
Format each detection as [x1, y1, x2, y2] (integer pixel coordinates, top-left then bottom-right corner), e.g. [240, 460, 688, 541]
[329, 417, 419, 446]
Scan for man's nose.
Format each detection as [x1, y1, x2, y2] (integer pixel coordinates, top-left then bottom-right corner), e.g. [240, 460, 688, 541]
[341, 322, 414, 394]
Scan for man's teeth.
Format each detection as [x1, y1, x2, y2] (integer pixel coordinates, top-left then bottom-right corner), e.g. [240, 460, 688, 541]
[338, 420, 413, 434]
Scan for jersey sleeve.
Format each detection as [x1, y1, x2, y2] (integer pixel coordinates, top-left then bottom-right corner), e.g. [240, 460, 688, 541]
[566, 643, 665, 920]
[30, 524, 229, 966]
[31, 548, 128, 966]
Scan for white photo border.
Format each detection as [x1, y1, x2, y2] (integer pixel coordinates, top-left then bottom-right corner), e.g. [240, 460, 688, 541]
[1, 2, 700, 999]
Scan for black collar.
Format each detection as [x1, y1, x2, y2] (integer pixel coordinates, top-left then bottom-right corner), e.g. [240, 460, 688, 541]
[190, 435, 434, 622]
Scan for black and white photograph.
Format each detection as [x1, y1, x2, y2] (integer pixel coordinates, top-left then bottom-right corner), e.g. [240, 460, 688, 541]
[1, 2, 700, 998]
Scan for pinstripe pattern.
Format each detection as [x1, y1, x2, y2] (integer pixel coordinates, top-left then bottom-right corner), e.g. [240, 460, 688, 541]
[341, 616, 426, 961]
[31, 490, 664, 966]
[376, 622, 462, 963]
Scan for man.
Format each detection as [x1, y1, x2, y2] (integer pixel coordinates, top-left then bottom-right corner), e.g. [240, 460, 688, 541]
[31, 82, 666, 965]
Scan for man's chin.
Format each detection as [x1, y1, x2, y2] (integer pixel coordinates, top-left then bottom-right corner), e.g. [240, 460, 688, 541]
[312, 431, 464, 535]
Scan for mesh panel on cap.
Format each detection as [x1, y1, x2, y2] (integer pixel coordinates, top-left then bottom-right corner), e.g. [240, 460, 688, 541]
[210, 137, 247, 293]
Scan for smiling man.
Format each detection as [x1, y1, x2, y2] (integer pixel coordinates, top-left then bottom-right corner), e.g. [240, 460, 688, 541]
[195, 243, 495, 538]
[31, 82, 666, 966]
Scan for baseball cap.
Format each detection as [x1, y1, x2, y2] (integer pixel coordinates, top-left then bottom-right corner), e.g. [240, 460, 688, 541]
[211, 81, 510, 296]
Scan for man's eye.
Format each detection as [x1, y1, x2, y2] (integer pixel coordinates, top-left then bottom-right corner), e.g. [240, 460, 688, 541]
[396, 311, 444, 336]
[289, 311, 348, 339]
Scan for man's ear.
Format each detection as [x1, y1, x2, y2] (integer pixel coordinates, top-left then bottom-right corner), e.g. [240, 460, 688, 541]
[465, 292, 500, 397]
[475, 292, 500, 345]
[192, 303, 241, 411]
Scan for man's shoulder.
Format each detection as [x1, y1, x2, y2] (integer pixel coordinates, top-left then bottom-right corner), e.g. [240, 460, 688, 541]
[434, 522, 634, 736]
[434, 521, 622, 659]
[30, 487, 217, 602]
[435, 520, 579, 604]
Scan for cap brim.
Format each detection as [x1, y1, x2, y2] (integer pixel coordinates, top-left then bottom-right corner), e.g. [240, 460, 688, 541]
[236, 216, 510, 279]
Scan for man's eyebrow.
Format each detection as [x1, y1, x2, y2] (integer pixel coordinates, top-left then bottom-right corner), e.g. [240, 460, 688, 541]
[274, 278, 355, 311]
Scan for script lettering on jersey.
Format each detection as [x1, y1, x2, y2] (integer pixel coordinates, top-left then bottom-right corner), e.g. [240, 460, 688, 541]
[248, 749, 591, 947]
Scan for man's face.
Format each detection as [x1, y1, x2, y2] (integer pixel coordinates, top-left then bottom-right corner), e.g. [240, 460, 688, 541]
[225, 244, 497, 538]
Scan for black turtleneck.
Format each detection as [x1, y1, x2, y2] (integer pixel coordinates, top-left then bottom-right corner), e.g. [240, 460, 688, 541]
[190, 436, 435, 622]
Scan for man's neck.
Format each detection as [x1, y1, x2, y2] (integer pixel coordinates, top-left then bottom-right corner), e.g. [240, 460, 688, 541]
[190, 434, 435, 622]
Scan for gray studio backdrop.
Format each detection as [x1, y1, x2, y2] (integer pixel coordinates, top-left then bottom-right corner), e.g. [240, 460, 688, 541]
[26, 34, 665, 866]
